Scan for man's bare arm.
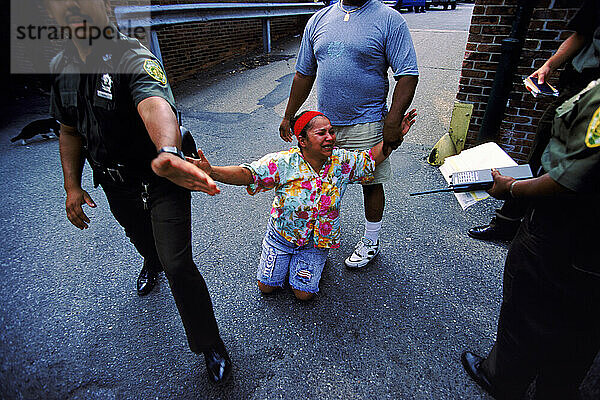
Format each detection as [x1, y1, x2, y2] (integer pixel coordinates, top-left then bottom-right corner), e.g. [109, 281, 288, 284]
[59, 124, 85, 191]
[137, 96, 219, 195]
[487, 170, 571, 200]
[383, 75, 418, 150]
[531, 32, 588, 84]
[59, 124, 97, 229]
[279, 72, 316, 142]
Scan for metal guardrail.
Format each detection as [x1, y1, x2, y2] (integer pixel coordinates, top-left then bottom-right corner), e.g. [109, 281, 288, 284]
[114, 2, 325, 61]
[327, 1, 400, 6]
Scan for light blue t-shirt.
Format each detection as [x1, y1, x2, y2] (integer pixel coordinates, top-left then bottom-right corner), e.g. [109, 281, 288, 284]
[296, 0, 419, 126]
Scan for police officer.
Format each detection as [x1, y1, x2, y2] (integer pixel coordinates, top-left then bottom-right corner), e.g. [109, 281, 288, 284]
[468, 0, 600, 241]
[44, 0, 231, 384]
[461, 79, 600, 398]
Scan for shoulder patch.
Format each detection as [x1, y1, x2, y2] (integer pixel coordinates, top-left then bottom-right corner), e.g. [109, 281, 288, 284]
[143, 59, 167, 85]
[585, 105, 600, 148]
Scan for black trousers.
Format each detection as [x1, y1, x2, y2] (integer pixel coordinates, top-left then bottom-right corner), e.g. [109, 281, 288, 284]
[101, 175, 221, 353]
[481, 205, 600, 399]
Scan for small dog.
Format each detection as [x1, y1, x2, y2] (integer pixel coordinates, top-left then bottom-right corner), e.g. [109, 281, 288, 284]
[11, 118, 60, 145]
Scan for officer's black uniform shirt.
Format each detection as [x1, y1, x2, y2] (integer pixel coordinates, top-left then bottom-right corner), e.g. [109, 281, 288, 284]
[564, 0, 600, 81]
[50, 29, 176, 176]
[568, 0, 600, 38]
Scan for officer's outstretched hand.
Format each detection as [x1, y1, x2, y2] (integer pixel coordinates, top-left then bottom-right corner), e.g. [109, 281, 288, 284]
[487, 169, 515, 200]
[65, 187, 96, 230]
[152, 152, 220, 195]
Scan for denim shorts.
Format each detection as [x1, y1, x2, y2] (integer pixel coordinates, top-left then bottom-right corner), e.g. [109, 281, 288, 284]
[256, 220, 329, 294]
[334, 120, 391, 184]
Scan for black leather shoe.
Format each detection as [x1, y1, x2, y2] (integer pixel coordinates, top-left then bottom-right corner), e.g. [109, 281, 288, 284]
[461, 351, 494, 396]
[136, 264, 158, 296]
[204, 340, 232, 385]
[468, 217, 519, 241]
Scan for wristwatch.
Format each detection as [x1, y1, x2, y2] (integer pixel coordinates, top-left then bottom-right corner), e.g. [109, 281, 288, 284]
[158, 146, 185, 160]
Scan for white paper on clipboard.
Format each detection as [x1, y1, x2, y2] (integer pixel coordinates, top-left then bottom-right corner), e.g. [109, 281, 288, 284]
[439, 142, 518, 210]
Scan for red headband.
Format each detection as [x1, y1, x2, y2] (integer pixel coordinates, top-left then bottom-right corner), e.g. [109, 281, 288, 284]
[293, 111, 325, 140]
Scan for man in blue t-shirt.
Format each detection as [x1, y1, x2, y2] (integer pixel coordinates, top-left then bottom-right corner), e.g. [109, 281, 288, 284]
[279, 0, 419, 269]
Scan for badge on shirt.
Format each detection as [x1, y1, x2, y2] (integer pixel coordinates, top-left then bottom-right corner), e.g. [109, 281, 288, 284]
[585, 105, 600, 148]
[143, 59, 167, 86]
[96, 73, 113, 100]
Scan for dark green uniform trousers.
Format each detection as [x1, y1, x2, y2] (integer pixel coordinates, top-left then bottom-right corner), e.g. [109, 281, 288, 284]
[101, 175, 221, 354]
[481, 203, 600, 399]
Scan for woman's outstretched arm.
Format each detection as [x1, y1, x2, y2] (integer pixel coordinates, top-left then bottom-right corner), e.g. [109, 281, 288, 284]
[188, 150, 254, 186]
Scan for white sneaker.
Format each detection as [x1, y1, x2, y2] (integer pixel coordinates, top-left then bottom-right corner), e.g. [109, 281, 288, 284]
[344, 238, 379, 269]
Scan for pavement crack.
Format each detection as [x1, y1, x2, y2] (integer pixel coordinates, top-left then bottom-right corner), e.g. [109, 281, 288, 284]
[67, 381, 116, 399]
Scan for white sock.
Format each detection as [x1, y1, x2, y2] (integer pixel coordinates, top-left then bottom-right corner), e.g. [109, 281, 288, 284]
[363, 219, 382, 243]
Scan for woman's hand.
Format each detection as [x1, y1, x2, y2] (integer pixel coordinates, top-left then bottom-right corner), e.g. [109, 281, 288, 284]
[400, 108, 417, 138]
[383, 108, 417, 151]
[187, 149, 213, 176]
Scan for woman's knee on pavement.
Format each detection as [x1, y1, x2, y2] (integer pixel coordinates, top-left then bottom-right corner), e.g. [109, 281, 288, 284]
[257, 280, 276, 293]
[292, 288, 314, 301]
[257, 281, 313, 300]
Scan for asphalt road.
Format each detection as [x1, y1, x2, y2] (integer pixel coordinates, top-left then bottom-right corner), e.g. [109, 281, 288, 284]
[1, 3, 599, 399]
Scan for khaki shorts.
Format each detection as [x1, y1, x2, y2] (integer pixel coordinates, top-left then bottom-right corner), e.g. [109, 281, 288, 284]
[334, 120, 391, 185]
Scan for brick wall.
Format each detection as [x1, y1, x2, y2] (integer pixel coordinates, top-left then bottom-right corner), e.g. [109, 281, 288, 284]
[457, 0, 583, 161]
[112, 0, 309, 82]
[156, 16, 306, 82]
[10, 1, 310, 83]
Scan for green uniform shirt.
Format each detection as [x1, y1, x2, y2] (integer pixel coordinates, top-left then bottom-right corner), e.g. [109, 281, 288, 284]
[50, 30, 175, 174]
[542, 79, 600, 194]
[538, 79, 600, 275]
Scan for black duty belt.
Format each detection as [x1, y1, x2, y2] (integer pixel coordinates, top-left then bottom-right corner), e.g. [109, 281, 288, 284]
[90, 160, 150, 185]
[98, 163, 126, 183]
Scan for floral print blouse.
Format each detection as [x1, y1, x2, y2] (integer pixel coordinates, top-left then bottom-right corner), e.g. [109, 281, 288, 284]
[241, 147, 375, 249]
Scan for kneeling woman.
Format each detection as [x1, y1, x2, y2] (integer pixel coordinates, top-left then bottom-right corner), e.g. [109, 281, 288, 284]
[192, 110, 415, 300]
